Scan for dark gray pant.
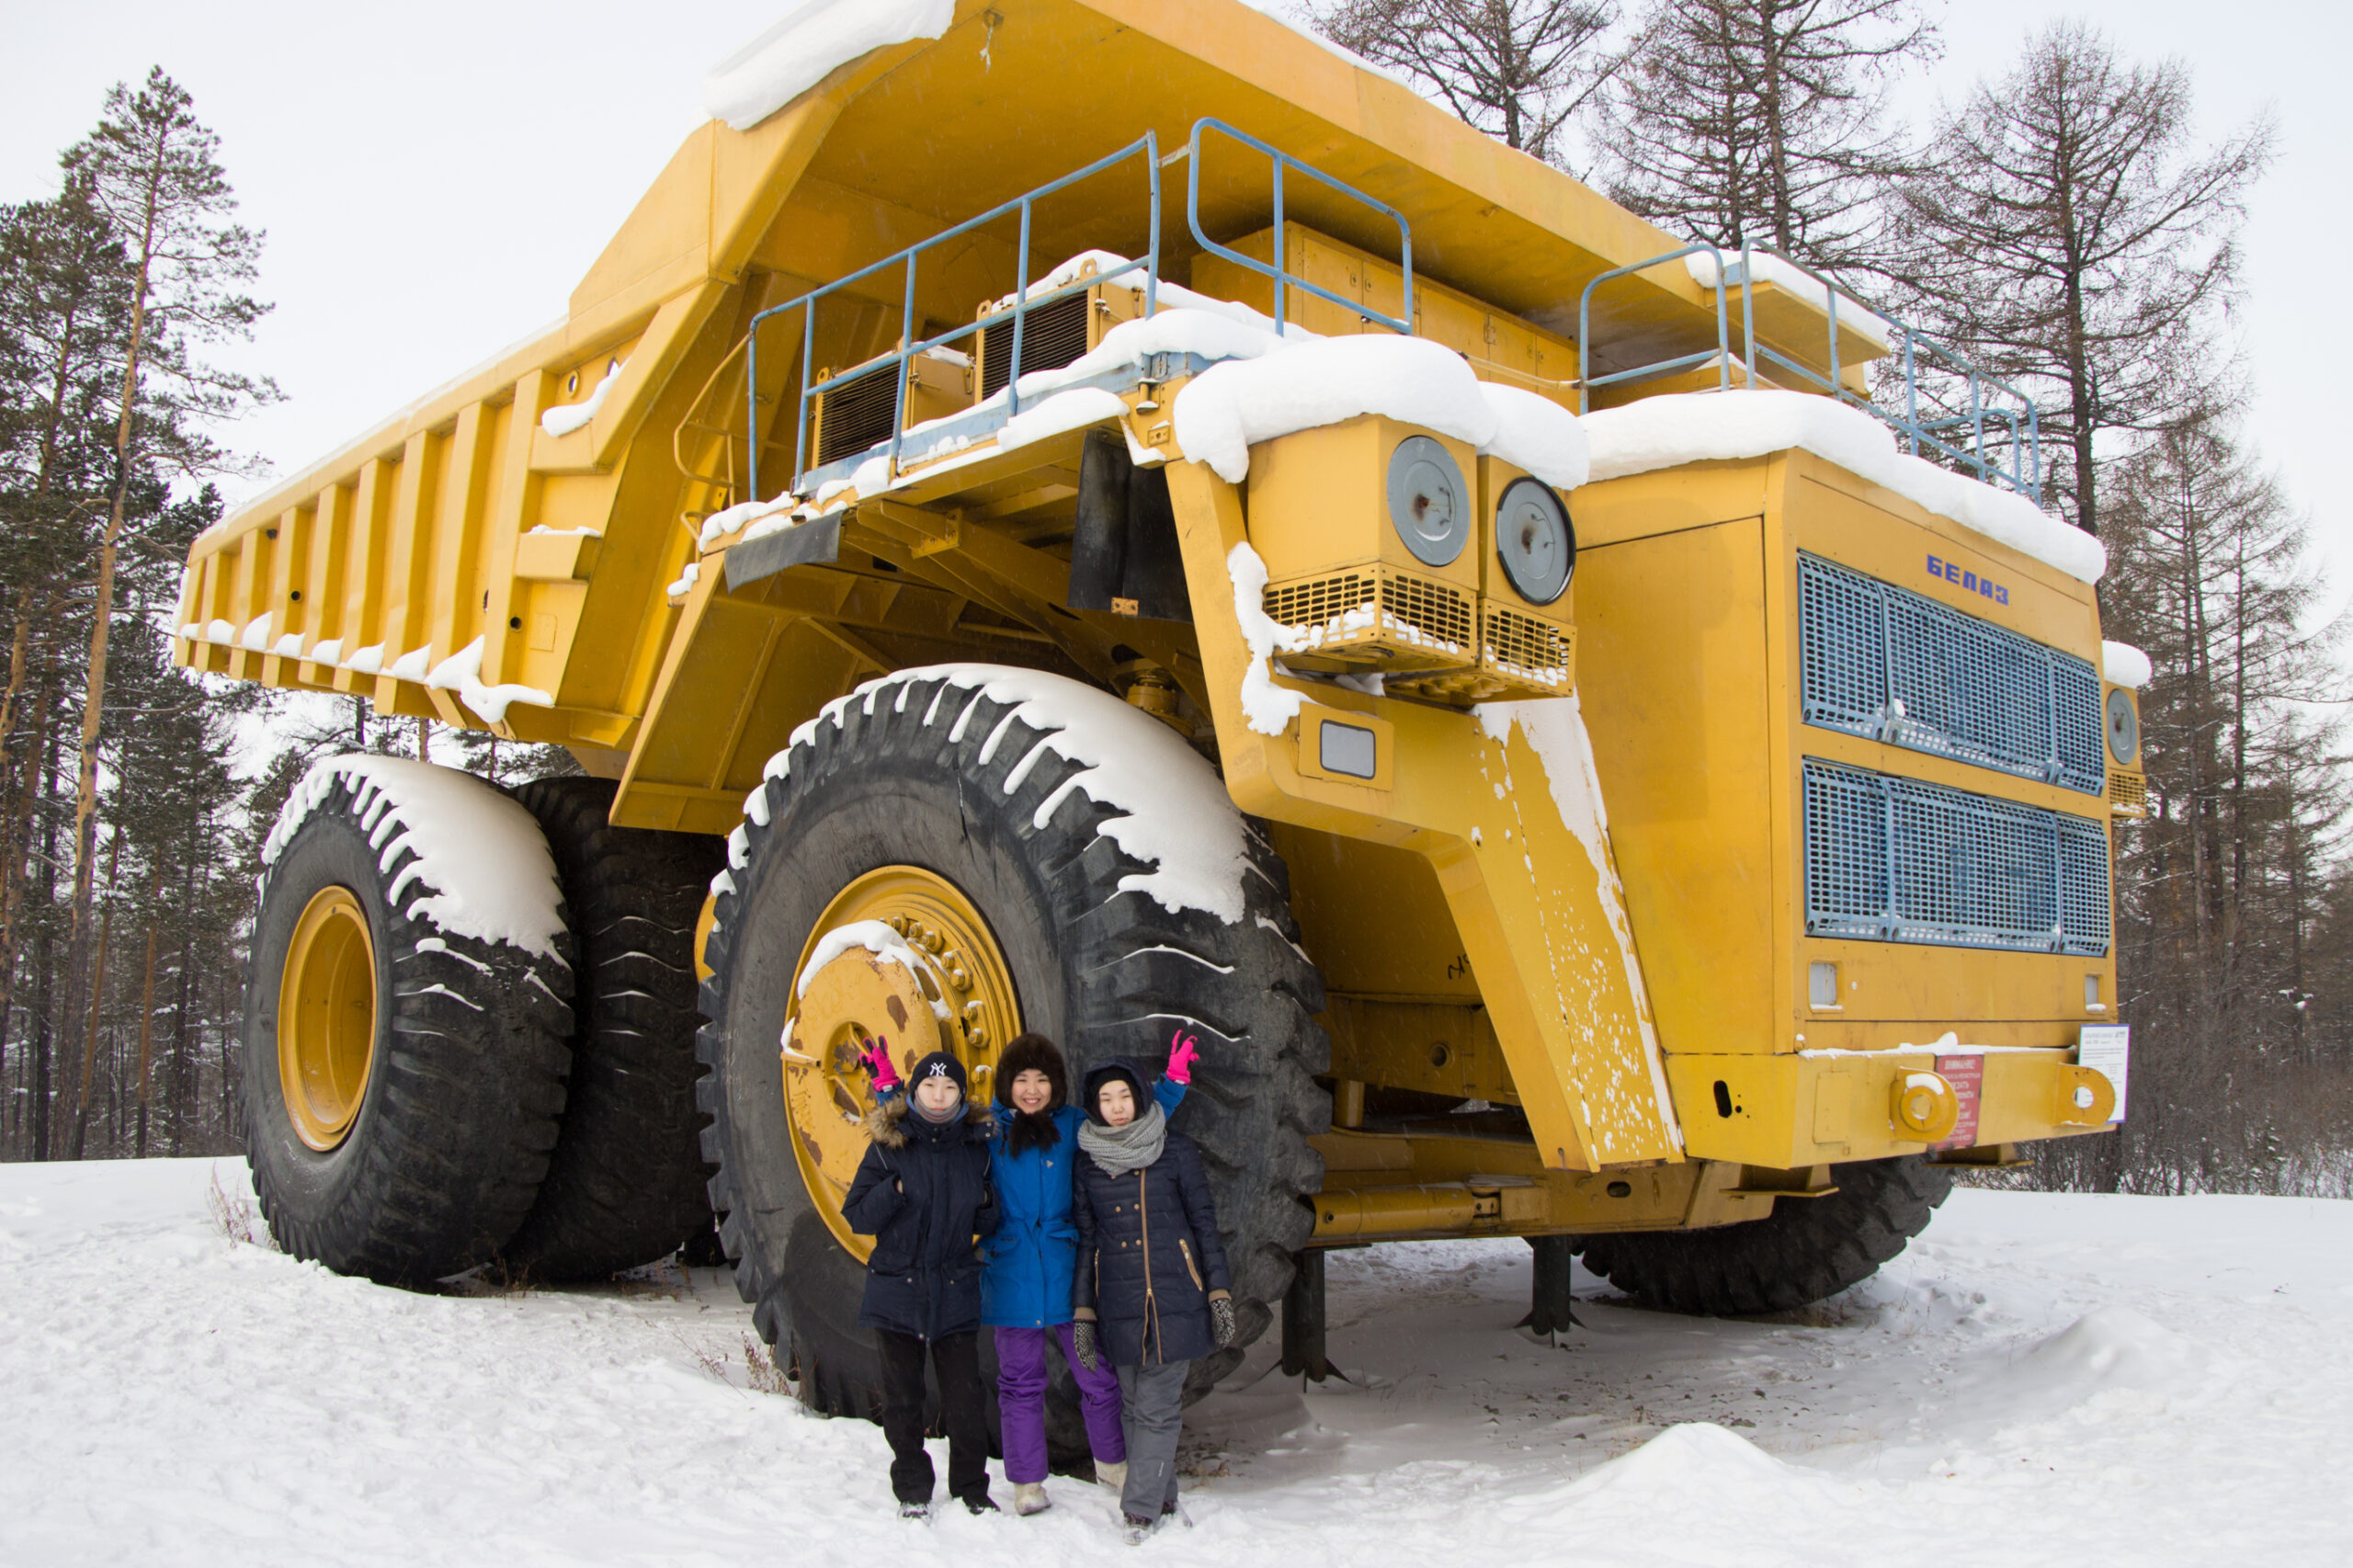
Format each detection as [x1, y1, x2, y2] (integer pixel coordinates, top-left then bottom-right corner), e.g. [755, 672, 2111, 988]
[1113, 1358, 1189, 1521]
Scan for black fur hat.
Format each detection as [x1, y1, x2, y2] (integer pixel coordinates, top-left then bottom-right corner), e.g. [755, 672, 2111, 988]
[995, 1033, 1067, 1108]
[997, 1032, 1068, 1155]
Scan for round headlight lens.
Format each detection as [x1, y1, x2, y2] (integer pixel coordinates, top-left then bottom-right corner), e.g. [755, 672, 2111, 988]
[2105, 687, 2139, 766]
[1495, 478, 1575, 605]
[1386, 436, 1469, 567]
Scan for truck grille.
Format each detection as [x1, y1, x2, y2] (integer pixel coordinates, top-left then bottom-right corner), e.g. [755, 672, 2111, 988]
[1480, 603, 1573, 686]
[1804, 759, 2110, 955]
[1799, 554, 2103, 794]
[1262, 568, 1473, 663]
[2109, 769, 2148, 817]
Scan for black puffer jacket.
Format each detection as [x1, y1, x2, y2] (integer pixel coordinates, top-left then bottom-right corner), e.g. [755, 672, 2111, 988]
[843, 1096, 998, 1340]
[1072, 1059, 1231, 1366]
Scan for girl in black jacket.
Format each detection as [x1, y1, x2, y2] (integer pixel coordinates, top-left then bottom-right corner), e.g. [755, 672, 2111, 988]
[842, 1048, 999, 1517]
[1070, 1057, 1233, 1541]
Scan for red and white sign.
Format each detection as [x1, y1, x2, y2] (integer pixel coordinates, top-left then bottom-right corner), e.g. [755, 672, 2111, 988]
[1934, 1054, 1984, 1149]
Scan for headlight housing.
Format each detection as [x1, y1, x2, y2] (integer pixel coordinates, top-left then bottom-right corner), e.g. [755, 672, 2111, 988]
[1387, 436, 1469, 567]
[2105, 687, 2140, 767]
[1494, 478, 1574, 605]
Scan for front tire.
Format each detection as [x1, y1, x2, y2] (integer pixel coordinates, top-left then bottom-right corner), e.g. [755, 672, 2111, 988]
[699, 666, 1329, 1432]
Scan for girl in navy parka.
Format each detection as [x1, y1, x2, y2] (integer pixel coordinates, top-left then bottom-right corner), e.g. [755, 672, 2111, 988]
[1070, 1055, 1233, 1542]
[843, 1049, 999, 1518]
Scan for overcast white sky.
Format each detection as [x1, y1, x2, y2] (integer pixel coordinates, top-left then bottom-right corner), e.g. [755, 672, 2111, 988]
[3, 0, 2343, 574]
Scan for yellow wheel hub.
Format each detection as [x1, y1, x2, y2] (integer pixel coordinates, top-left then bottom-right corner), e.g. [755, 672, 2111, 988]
[278, 886, 379, 1152]
[780, 867, 1020, 1259]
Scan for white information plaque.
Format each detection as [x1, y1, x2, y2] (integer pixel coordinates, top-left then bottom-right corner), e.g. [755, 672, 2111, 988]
[2076, 1024, 2131, 1123]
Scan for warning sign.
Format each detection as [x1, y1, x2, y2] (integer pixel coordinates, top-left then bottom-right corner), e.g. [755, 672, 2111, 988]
[1934, 1054, 1984, 1149]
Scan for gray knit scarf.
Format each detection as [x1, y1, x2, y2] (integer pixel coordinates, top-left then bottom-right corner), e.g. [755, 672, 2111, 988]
[1078, 1101, 1166, 1178]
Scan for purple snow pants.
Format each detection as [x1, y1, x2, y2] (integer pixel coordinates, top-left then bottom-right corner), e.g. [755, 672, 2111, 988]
[994, 1323, 1126, 1483]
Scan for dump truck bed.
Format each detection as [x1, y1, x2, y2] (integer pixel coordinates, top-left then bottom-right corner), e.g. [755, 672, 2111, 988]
[175, 0, 1852, 758]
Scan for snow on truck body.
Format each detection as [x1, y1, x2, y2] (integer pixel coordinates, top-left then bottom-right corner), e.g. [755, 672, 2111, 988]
[178, 0, 2136, 1356]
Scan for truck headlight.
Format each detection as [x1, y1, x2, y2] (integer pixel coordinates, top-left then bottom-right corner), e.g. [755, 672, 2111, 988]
[1495, 478, 1574, 606]
[1388, 436, 1468, 567]
[2105, 687, 2139, 766]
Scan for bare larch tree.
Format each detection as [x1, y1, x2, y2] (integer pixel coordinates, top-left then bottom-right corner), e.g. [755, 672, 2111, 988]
[1314, 0, 1630, 166]
[1588, 0, 1938, 273]
[1893, 22, 2273, 540]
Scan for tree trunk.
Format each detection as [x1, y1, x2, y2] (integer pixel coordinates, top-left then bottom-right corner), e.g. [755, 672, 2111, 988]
[133, 858, 162, 1156]
[70, 825, 120, 1158]
[55, 147, 162, 1170]
[165, 799, 200, 1156]
[0, 602, 33, 1123]
[29, 719, 61, 1160]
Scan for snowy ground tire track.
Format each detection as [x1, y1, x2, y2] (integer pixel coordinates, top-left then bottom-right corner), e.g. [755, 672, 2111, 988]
[496, 777, 724, 1281]
[242, 770, 575, 1285]
[697, 666, 1330, 1450]
[1576, 1155, 1953, 1316]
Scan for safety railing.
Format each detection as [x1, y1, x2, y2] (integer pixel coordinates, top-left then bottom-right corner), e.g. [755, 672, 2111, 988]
[1186, 117, 1414, 337]
[1578, 243, 2043, 503]
[744, 132, 1163, 503]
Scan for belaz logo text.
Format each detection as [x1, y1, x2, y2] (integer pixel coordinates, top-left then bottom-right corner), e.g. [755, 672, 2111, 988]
[1927, 555, 2008, 606]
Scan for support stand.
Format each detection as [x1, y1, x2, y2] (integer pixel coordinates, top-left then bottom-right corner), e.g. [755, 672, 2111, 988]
[1521, 1234, 1583, 1340]
[1281, 1247, 1336, 1381]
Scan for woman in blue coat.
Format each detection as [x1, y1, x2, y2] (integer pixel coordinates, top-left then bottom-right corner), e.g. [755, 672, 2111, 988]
[865, 1028, 1195, 1517]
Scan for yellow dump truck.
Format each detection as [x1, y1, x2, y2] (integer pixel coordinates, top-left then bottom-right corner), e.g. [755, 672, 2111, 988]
[185, 0, 2140, 1422]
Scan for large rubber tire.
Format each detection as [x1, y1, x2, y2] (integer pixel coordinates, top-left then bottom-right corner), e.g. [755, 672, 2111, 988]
[242, 765, 575, 1284]
[497, 777, 725, 1280]
[1576, 1156, 1953, 1315]
[699, 668, 1330, 1437]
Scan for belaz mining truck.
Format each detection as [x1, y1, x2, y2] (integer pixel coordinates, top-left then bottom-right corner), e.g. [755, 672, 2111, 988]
[182, 0, 2142, 1425]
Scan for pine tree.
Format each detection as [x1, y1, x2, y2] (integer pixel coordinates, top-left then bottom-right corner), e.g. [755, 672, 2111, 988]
[1313, 0, 1631, 165]
[2061, 412, 2349, 1192]
[49, 69, 278, 1158]
[1589, 0, 1937, 272]
[1893, 23, 2272, 539]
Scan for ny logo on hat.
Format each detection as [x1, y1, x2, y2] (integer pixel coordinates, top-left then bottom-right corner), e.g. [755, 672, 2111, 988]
[925, 1060, 954, 1078]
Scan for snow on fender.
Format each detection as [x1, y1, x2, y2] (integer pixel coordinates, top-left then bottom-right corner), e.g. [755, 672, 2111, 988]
[757, 663, 1256, 925]
[263, 756, 569, 961]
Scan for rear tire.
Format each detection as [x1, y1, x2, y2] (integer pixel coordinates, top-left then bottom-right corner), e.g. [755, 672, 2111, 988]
[242, 761, 574, 1284]
[1576, 1156, 1952, 1315]
[497, 777, 724, 1281]
[699, 667, 1329, 1437]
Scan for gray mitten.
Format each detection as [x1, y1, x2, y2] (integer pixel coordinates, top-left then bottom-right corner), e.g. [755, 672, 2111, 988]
[1210, 1294, 1235, 1347]
[1074, 1318, 1099, 1371]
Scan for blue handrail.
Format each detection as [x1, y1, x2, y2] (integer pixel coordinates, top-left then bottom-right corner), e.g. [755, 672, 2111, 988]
[1578, 243, 2043, 503]
[743, 132, 1162, 502]
[1186, 117, 1413, 337]
[1577, 243, 1745, 403]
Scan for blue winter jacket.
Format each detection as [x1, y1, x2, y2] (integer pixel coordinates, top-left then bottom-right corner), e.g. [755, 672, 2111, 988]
[982, 1079, 1183, 1328]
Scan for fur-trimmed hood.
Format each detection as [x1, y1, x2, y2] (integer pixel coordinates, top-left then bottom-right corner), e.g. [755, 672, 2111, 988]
[864, 1091, 995, 1149]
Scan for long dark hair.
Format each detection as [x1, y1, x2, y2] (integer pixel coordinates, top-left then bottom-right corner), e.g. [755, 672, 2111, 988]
[995, 1032, 1068, 1155]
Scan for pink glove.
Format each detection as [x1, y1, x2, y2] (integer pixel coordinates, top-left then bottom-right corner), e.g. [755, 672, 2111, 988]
[861, 1035, 900, 1091]
[1165, 1029, 1201, 1085]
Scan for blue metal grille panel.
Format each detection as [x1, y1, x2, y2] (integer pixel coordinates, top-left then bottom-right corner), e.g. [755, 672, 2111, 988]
[1804, 759, 2111, 955]
[1798, 554, 2104, 795]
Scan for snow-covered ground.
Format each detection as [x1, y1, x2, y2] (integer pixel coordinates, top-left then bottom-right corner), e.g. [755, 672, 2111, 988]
[3, 1159, 2347, 1566]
